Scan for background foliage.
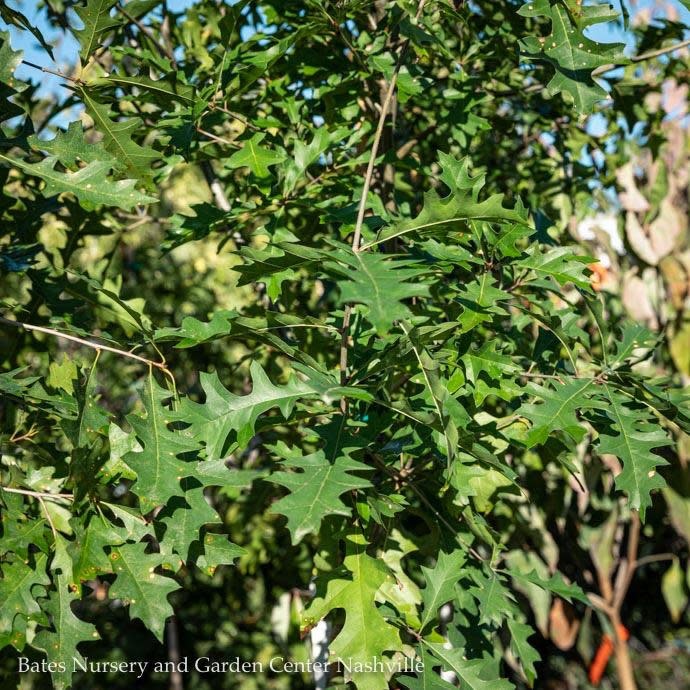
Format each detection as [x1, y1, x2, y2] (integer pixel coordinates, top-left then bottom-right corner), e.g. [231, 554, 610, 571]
[1, 1, 690, 689]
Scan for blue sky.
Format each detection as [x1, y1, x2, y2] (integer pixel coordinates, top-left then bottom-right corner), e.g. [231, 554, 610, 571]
[4, 0, 196, 98]
[2, 1, 689, 107]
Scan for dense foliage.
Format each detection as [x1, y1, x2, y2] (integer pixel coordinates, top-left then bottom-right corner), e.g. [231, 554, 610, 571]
[1, 1, 690, 689]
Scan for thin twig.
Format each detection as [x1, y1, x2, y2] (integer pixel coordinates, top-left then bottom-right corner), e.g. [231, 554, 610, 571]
[38, 496, 59, 540]
[339, 0, 427, 410]
[200, 160, 231, 212]
[161, 0, 179, 69]
[117, 4, 173, 62]
[399, 320, 453, 463]
[10, 424, 39, 443]
[21, 60, 82, 85]
[208, 103, 260, 131]
[0, 316, 168, 371]
[613, 511, 640, 610]
[634, 553, 675, 569]
[370, 453, 484, 562]
[519, 371, 589, 380]
[1, 486, 73, 501]
[587, 591, 616, 616]
[196, 126, 240, 149]
[592, 37, 690, 76]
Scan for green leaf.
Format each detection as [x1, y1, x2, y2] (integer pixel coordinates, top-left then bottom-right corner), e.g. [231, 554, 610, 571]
[195, 533, 245, 575]
[363, 154, 528, 249]
[28, 122, 117, 168]
[399, 645, 457, 690]
[325, 248, 429, 335]
[401, 321, 462, 466]
[234, 242, 322, 299]
[610, 324, 657, 368]
[101, 503, 151, 542]
[73, 0, 120, 63]
[519, 1, 627, 113]
[180, 361, 359, 459]
[68, 518, 124, 584]
[125, 374, 200, 512]
[93, 72, 195, 106]
[282, 128, 344, 193]
[47, 357, 78, 395]
[64, 357, 110, 497]
[108, 542, 180, 642]
[194, 458, 263, 489]
[517, 247, 592, 290]
[0, 554, 50, 651]
[469, 570, 517, 626]
[507, 619, 540, 686]
[661, 558, 688, 623]
[226, 133, 285, 177]
[419, 548, 466, 631]
[154, 310, 237, 348]
[595, 385, 670, 519]
[456, 274, 511, 333]
[0, 31, 23, 86]
[268, 441, 371, 544]
[0, 4, 54, 58]
[0, 154, 156, 210]
[519, 379, 599, 447]
[82, 92, 161, 178]
[424, 642, 514, 690]
[159, 479, 221, 560]
[505, 569, 589, 605]
[304, 534, 403, 690]
[462, 343, 519, 405]
[33, 574, 100, 690]
[0, 515, 50, 560]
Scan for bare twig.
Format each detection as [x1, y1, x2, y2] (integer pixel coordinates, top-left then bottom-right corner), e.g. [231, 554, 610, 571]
[161, 0, 179, 69]
[200, 160, 231, 212]
[196, 126, 240, 149]
[38, 496, 59, 540]
[166, 616, 184, 690]
[10, 424, 39, 443]
[613, 512, 640, 611]
[592, 38, 690, 76]
[1, 486, 73, 501]
[117, 4, 173, 62]
[590, 511, 641, 690]
[634, 553, 675, 569]
[587, 592, 615, 616]
[0, 316, 168, 371]
[338, 0, 427, 411]
[21, 60, 82, 85]
[208, 103, 260, 131]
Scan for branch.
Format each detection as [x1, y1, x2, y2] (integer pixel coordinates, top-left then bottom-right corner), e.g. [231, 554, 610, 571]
[1, 486, 73, 501]
[21, 60, 82, 85]
[634, 553, 675, 569]
[38, 496, 59, 540]
[196, 126, 241, 150]
[0, 316, 168, 371]
[200, 160, 231, 213]
[613, 511, 641, 611]
[339, 0, 427, 410]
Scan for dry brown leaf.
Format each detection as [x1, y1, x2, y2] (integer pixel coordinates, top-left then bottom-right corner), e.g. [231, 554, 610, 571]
[549, 599, 580, 651]
[626, 212, 659, 265]
[622, 274, 657, 327]
[616, 163, 649, 213]
[648, 195, 684, 260]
